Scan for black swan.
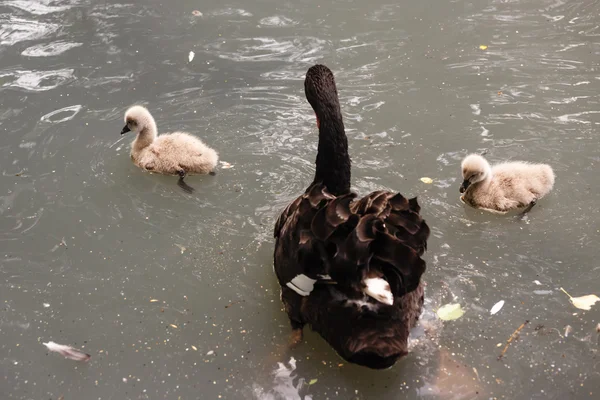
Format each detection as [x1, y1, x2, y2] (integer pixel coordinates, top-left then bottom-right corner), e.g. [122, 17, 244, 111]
[273, 64, 430, 369]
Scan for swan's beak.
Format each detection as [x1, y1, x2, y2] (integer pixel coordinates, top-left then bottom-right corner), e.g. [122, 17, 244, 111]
[459, 179, 470, 193]
[120, 125, 131, 135]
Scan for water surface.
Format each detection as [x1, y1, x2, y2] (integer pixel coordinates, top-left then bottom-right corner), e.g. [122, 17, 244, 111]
[1, 0, 599, 399]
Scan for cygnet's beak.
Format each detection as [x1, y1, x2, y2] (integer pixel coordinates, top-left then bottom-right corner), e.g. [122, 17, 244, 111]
[459, 179, 470, 193]
[120, 125, 131, 135]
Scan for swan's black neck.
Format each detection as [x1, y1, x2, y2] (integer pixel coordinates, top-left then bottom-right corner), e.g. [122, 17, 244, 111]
[312, 108, 351, 196]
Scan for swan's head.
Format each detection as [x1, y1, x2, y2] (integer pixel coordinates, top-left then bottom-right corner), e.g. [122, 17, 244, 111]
[304, 64, 340, 128]
[460, 154, 491, 193]
[121, 105, 154, 135]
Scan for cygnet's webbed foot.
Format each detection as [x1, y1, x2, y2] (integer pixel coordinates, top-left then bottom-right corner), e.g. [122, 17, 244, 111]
[517, 198, 537, 220]
[177, 170, 195, 194]
[288, 328, 303, 349]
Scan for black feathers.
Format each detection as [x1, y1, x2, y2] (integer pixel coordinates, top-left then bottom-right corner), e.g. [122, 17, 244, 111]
[273, 64, 430, 369]
[275, 183, 428, 296]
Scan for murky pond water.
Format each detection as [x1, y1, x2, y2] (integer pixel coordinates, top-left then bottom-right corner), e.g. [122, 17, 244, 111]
[1, 0, 599, 399]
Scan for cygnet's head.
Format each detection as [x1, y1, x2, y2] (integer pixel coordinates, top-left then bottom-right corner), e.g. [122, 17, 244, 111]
[121, 105, 154, 135]
[460, 154, 491, 193]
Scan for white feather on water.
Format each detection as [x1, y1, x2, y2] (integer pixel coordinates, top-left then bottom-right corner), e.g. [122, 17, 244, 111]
[43, 341, 91, 362]
[490, 300, 505, 315]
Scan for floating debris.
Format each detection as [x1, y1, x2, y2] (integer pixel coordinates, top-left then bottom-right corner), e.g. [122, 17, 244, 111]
[188, 51, 195, 63]
[220, 161, 234, 169]
[169, 324, 178, 329]
[498, 320, 529, 360]
[50, 237, 68, 252]
[420, 177, 433, 184]
[225, 300, 245, 308]
[192, 10, 203, 16]
[308, 378, 318, 385]
[206, 350, 214, 356]
[560, 287, 600, 310]
[175, 244, 186, 254]
[43, 341, 90, 362]
[150, 299, 159, 303]
[43, 303, 50, 308]
[479, 45, 488, 50]
[191, 345, 198, 351]
[437, 303, 465, 321]
[490, 300, 505, 315]
[564, 325, 573, 337]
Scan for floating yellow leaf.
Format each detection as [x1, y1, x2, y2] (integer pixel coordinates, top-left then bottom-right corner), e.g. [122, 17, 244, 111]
[170, 324, 178, 329]
[437, 303, 465, 321]
[479, 45, 488, 50]
[191, 345, 197, 351]
[308, 379, 318, 385]
[420, 177, 433, 184]
[150, 299, 159, 303]
[561, 288, 599, 310]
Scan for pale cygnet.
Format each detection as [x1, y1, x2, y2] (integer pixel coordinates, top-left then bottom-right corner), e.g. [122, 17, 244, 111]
[120, 105, 218, 193]
[459, 154, 555, 218]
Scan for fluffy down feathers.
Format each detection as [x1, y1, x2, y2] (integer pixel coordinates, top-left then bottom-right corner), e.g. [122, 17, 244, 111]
[123, 105, 218, 175]
[460, 154, 555, 213]
[132, 131, 218, 175]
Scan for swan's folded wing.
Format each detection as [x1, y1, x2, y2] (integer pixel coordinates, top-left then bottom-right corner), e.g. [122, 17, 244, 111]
[274, 184, 337, 294]
[371, 196, 429, 295]
[324, 192, 429, 297]
[274, 196, 302, 239]
[275, 186, 429, 300]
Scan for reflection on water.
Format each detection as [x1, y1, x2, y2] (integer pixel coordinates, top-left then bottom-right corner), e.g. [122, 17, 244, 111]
[1, 0, 599, 398]
[2, 0, 76, 15]
[22, 40, 83, 57]
[1, 68, 74, 91]
[253, 358, 313, 400]
[0, 16, 59, 45]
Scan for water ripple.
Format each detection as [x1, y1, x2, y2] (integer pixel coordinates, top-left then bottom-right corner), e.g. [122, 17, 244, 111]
[0, 16, 59, 45]
[259, 16, 298, 27]
[40, 105, 82, 123]
[2, 0, 78, 15]
[209, 8, 253, 18]
[21, 40, 82, 57]
[0, 68, 74, 91]
[208, 37, 326, 63]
